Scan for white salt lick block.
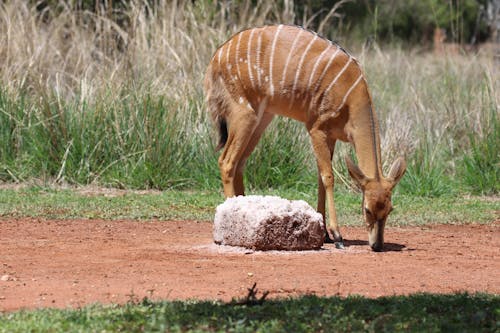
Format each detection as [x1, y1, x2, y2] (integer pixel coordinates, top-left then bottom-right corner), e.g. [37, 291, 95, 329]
[213, 195, 325, 251]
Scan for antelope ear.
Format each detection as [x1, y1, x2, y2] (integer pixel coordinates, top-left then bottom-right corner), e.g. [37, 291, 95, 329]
[345, 156, 368, 190]
[388, 157, 407, 186]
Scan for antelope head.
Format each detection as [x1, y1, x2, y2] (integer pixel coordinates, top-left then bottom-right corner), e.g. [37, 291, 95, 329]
[346, 157, 406, 251]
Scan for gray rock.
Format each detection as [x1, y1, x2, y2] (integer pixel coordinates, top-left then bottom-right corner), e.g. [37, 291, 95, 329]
[213, 195, 325, 251]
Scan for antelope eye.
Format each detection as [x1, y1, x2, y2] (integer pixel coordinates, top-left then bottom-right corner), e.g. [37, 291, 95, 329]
[364, 208, 373, 216]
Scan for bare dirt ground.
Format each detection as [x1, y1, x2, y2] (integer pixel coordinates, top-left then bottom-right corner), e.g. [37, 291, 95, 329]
[1, 218, 499, 312]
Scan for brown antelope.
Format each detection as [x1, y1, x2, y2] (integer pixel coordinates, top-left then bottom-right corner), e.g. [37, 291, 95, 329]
[204, 25, 406, 251]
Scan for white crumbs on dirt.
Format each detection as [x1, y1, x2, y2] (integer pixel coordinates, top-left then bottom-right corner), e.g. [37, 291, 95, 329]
[193, 242, 369, 255]
[213, 195, 325, 251]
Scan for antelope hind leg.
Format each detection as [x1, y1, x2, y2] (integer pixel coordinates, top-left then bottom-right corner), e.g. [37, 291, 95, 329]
[218, 106, 259, 198]
[233, 112, 274, 196]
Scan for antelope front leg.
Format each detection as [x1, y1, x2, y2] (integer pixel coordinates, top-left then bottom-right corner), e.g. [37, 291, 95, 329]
[317, 171, 326, 225]
[317, 141, 336, 243]
[317, 173, 337, 244]
[309, 129, 344, 248]
[325, 182, 344, 248]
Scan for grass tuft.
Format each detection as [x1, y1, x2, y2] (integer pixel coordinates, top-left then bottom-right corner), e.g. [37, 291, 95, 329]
[460, 108, 499, 195]
[398, 144, 454, 197]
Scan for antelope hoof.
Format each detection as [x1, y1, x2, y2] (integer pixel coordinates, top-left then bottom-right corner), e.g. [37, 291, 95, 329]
[324, 232, 335, 243]
[370, 242, 383, 252]
[325, 228, 344, 249]
[332, 234, 344, 249]
[335, 240, 345, 249]
[326, 229, 344, 248]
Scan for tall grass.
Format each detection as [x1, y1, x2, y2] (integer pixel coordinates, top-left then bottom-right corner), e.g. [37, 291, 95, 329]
[460, 107, 499, 194]
[0, 0, 498, 195]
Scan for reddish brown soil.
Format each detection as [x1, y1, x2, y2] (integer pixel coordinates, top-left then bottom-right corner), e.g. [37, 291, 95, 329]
[1, 218, 499, 312]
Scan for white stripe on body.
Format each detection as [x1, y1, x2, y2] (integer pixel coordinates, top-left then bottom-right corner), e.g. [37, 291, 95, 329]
[217, 46, 223, 67]
[280, 29, 304, 92]
[306, 43, 331, 91]
[323, 56, 353, 96]
[311, 46, 341, 96]
[269, 25, 283, 96]
[335, 73, 364, 113]
[302, 43, 331, 106]
[256, 31, 263, 89]
[235, 32, 243, 81]
[247, 29, 256, 90]
[289, 35, 319, 108]
[225, 39, 233, 81]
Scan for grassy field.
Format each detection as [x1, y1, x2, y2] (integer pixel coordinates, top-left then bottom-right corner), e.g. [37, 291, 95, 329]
[1, 293, 498, 332]
[0, 1, 498, 195]
[0, 186, 498, 225]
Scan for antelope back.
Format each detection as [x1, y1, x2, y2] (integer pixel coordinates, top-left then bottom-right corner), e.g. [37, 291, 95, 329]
[205, 25, 367, 122]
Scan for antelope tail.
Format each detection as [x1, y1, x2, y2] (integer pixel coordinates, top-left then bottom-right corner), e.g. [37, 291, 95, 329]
[204, 62, 228, 152]
[216, 117, 228, 151]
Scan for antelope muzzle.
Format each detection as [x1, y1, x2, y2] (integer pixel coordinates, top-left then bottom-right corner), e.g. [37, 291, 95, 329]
[368, 219, 386, 252]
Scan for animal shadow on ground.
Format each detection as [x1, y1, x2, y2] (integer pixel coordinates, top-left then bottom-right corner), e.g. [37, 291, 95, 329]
[343, 239, 407, 252]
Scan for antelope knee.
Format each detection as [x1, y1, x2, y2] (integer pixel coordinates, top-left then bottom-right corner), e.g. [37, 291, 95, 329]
[219, 159, 236, 182]
[320, 173, 334, 188]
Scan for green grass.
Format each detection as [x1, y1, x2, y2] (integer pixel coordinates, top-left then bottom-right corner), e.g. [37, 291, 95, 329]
[0, 187, 498, 225]
[0, 187, 220, 221]
[1, 2, 498, 196]
[0, 90, 220, 190]
[460, 108, 500, 195]
[1, 293, 498, 332]
[397, 144, 454, 197]
[2, 80, 499, 197]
